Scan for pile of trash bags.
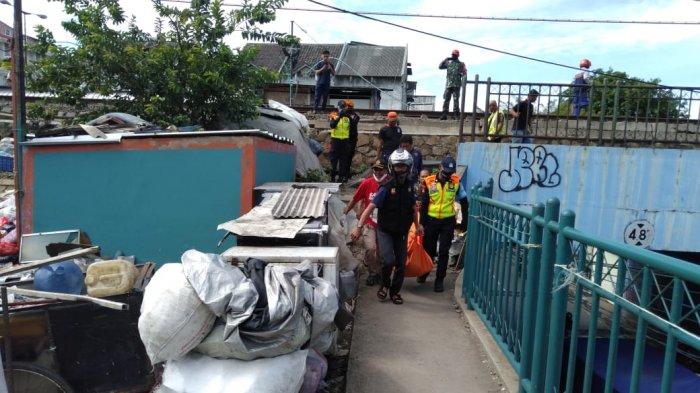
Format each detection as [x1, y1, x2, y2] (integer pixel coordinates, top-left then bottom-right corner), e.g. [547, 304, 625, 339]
[0, 193, 18, 264]
[140, 250, 339, 393]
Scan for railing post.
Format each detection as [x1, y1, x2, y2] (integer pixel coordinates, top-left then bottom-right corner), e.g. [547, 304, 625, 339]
[518, 203, 545, 393]
[462, 184, 481, 308]
[598, 78, 608, 146]
[484, 77, 492, 138]
[585, 83, 595, 144]
[458, 71, 468, 142]
[528, 198, 560, 392]
[471, 74, 480, 141]
[544, 210, 576, 393]
[483, 178, 493, 198]
[611, 81, 620, 146]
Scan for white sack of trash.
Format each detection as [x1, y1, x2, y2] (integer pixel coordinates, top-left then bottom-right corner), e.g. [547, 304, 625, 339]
[138, 250, 339, 381]
[158, 350, 308, 393]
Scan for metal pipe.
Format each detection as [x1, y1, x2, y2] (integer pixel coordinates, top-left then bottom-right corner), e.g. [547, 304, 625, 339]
[11, 0, 26, 240]
[2, 286, 13, 393]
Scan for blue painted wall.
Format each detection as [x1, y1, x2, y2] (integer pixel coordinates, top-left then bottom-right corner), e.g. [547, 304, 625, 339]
[457, 142, 700, 252]
[32, 149, 242, 263]
[255, 150, 295, 185]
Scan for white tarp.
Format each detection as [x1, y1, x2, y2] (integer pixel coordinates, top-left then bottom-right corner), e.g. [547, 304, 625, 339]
[217, 193, 309, 239]
[237, 102, 322, 177]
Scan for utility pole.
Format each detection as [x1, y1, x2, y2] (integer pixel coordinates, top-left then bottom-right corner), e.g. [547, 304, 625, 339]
[12, 0, 26, 237]
[289, 21, 294, 106]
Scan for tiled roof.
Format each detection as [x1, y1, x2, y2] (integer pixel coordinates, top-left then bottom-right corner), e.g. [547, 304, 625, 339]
[335, 43, 406, 78]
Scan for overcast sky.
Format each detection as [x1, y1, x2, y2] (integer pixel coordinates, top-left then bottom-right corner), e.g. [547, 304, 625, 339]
[1, 0, 699, 111]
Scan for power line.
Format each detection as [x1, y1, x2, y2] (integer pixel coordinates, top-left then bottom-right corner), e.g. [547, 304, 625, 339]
[306, 0, 699, 91]
[160, 0, 700, 26]
[292, 21, 317, 44]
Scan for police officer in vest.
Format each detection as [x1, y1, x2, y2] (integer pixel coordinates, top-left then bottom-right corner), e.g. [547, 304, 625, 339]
[329, 100, 353, 182]
[418, 155, 467, 292]
[351, 149, 423, 305]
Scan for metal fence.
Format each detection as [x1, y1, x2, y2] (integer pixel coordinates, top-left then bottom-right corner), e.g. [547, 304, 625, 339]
[462, 75, 700, 147]
[462, 179, 700, 393]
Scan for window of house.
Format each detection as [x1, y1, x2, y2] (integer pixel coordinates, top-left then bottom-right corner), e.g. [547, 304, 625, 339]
[4, 29, 11, 36]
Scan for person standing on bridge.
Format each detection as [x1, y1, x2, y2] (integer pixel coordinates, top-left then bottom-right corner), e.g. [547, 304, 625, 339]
[571, 58, 592, 116]
[351, 149, 423, 305]
[377, 112, 403, 163]
[417, 155, 468, 292]
[486, 100, 506, 142]
[313, 50, 336, 112]
[510, 89, 539, 144]
[439, 49, 467, 120]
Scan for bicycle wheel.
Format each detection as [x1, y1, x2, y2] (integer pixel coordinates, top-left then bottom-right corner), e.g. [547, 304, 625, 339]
[8, 361, 74, 393]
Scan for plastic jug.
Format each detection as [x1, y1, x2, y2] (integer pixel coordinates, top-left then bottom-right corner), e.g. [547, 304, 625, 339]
[34, 260, 84, 295]
[85, 259, 137, 298]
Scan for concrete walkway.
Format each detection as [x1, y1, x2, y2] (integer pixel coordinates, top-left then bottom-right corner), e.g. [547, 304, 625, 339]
[346, 271, 505, 393]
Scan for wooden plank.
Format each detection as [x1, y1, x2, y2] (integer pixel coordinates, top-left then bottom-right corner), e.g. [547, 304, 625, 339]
[0, 246, 100, 277]
[7, 287, 128, 310]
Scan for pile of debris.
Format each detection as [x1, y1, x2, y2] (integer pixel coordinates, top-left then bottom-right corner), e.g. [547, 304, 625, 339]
[0, 191, 18, 265]
[141, 250, 339, 393]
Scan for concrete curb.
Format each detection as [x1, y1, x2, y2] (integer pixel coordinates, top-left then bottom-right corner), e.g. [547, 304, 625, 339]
[453, 271, 519, 393]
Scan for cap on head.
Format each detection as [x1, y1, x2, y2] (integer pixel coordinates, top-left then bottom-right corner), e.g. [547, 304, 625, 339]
[372, 159, 386, 170]
[441, 155, 457, 175]
[387, 111, 398, 120]
[528, 89, 539, 96]
[579, 58, 591, 69]
[344, 99, 354, 108]
[452, 49, 460, 57]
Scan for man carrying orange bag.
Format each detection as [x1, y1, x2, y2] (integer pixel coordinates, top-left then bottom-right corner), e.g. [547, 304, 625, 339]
[405, 223, 434, 278]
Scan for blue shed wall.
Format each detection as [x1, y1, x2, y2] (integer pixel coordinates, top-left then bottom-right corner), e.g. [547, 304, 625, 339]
[255, 150, 296, 185]
[31, 149, 242, 263]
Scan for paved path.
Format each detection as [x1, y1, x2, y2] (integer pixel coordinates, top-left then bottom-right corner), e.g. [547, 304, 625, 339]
[346, 271, 505, 393]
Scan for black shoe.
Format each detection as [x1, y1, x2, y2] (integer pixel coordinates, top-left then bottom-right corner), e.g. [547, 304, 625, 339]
[434, 281, 444, 292]
[365, 274, 376, 286]
[417, 274, 427, 284]
[439, 113, 448, 120]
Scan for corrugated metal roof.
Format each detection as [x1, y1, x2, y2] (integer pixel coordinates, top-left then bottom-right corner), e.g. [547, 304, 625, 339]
[272, 187, 329, 218]
[255, 182, 341, 193]
[335, 43, 406, 77]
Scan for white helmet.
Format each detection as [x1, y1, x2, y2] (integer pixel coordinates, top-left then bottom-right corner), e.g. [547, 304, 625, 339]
[389, 148, 413, 171]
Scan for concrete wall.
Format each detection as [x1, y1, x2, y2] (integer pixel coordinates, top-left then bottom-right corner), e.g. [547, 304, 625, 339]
[22, 134, 295, 264]
[457, 142, 700, 253]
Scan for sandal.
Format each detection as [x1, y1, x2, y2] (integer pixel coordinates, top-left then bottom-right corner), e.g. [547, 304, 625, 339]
[390, 294, 403, 305]
[377, 287, 388, 300]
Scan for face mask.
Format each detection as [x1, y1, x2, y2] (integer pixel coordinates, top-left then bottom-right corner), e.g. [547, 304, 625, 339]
[373, 173, 387, 183]
[394, 171, 408, 183]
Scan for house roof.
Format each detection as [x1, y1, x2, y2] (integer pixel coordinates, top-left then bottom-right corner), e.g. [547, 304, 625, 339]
[246, 43, 343, 74]
[335, 43, 406, 78]
[245, 42, 406, 78]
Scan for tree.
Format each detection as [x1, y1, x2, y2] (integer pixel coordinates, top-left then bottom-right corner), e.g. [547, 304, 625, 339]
[553, 68, 689, 120]
[27, 0, 298, 129]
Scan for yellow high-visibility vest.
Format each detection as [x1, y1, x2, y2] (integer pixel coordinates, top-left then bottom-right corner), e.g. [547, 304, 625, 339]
[487, 110, 505, 140]
[330, 116, 350, 139]
[425, 174, 460, 219]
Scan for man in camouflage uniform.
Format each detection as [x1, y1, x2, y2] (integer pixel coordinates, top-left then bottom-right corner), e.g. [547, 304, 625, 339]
[439, 49, 467, 120]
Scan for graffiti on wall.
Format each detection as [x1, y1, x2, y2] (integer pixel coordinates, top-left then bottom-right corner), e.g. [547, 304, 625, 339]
[498, 145, 561, 192]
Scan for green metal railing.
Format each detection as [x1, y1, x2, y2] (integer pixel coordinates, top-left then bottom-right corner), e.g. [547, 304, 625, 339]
[462, 179, 700, 393]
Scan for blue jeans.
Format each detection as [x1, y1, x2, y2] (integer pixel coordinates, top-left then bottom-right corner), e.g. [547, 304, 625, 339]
[512, 129, 532, 144]
[314, 84, 330, 111]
